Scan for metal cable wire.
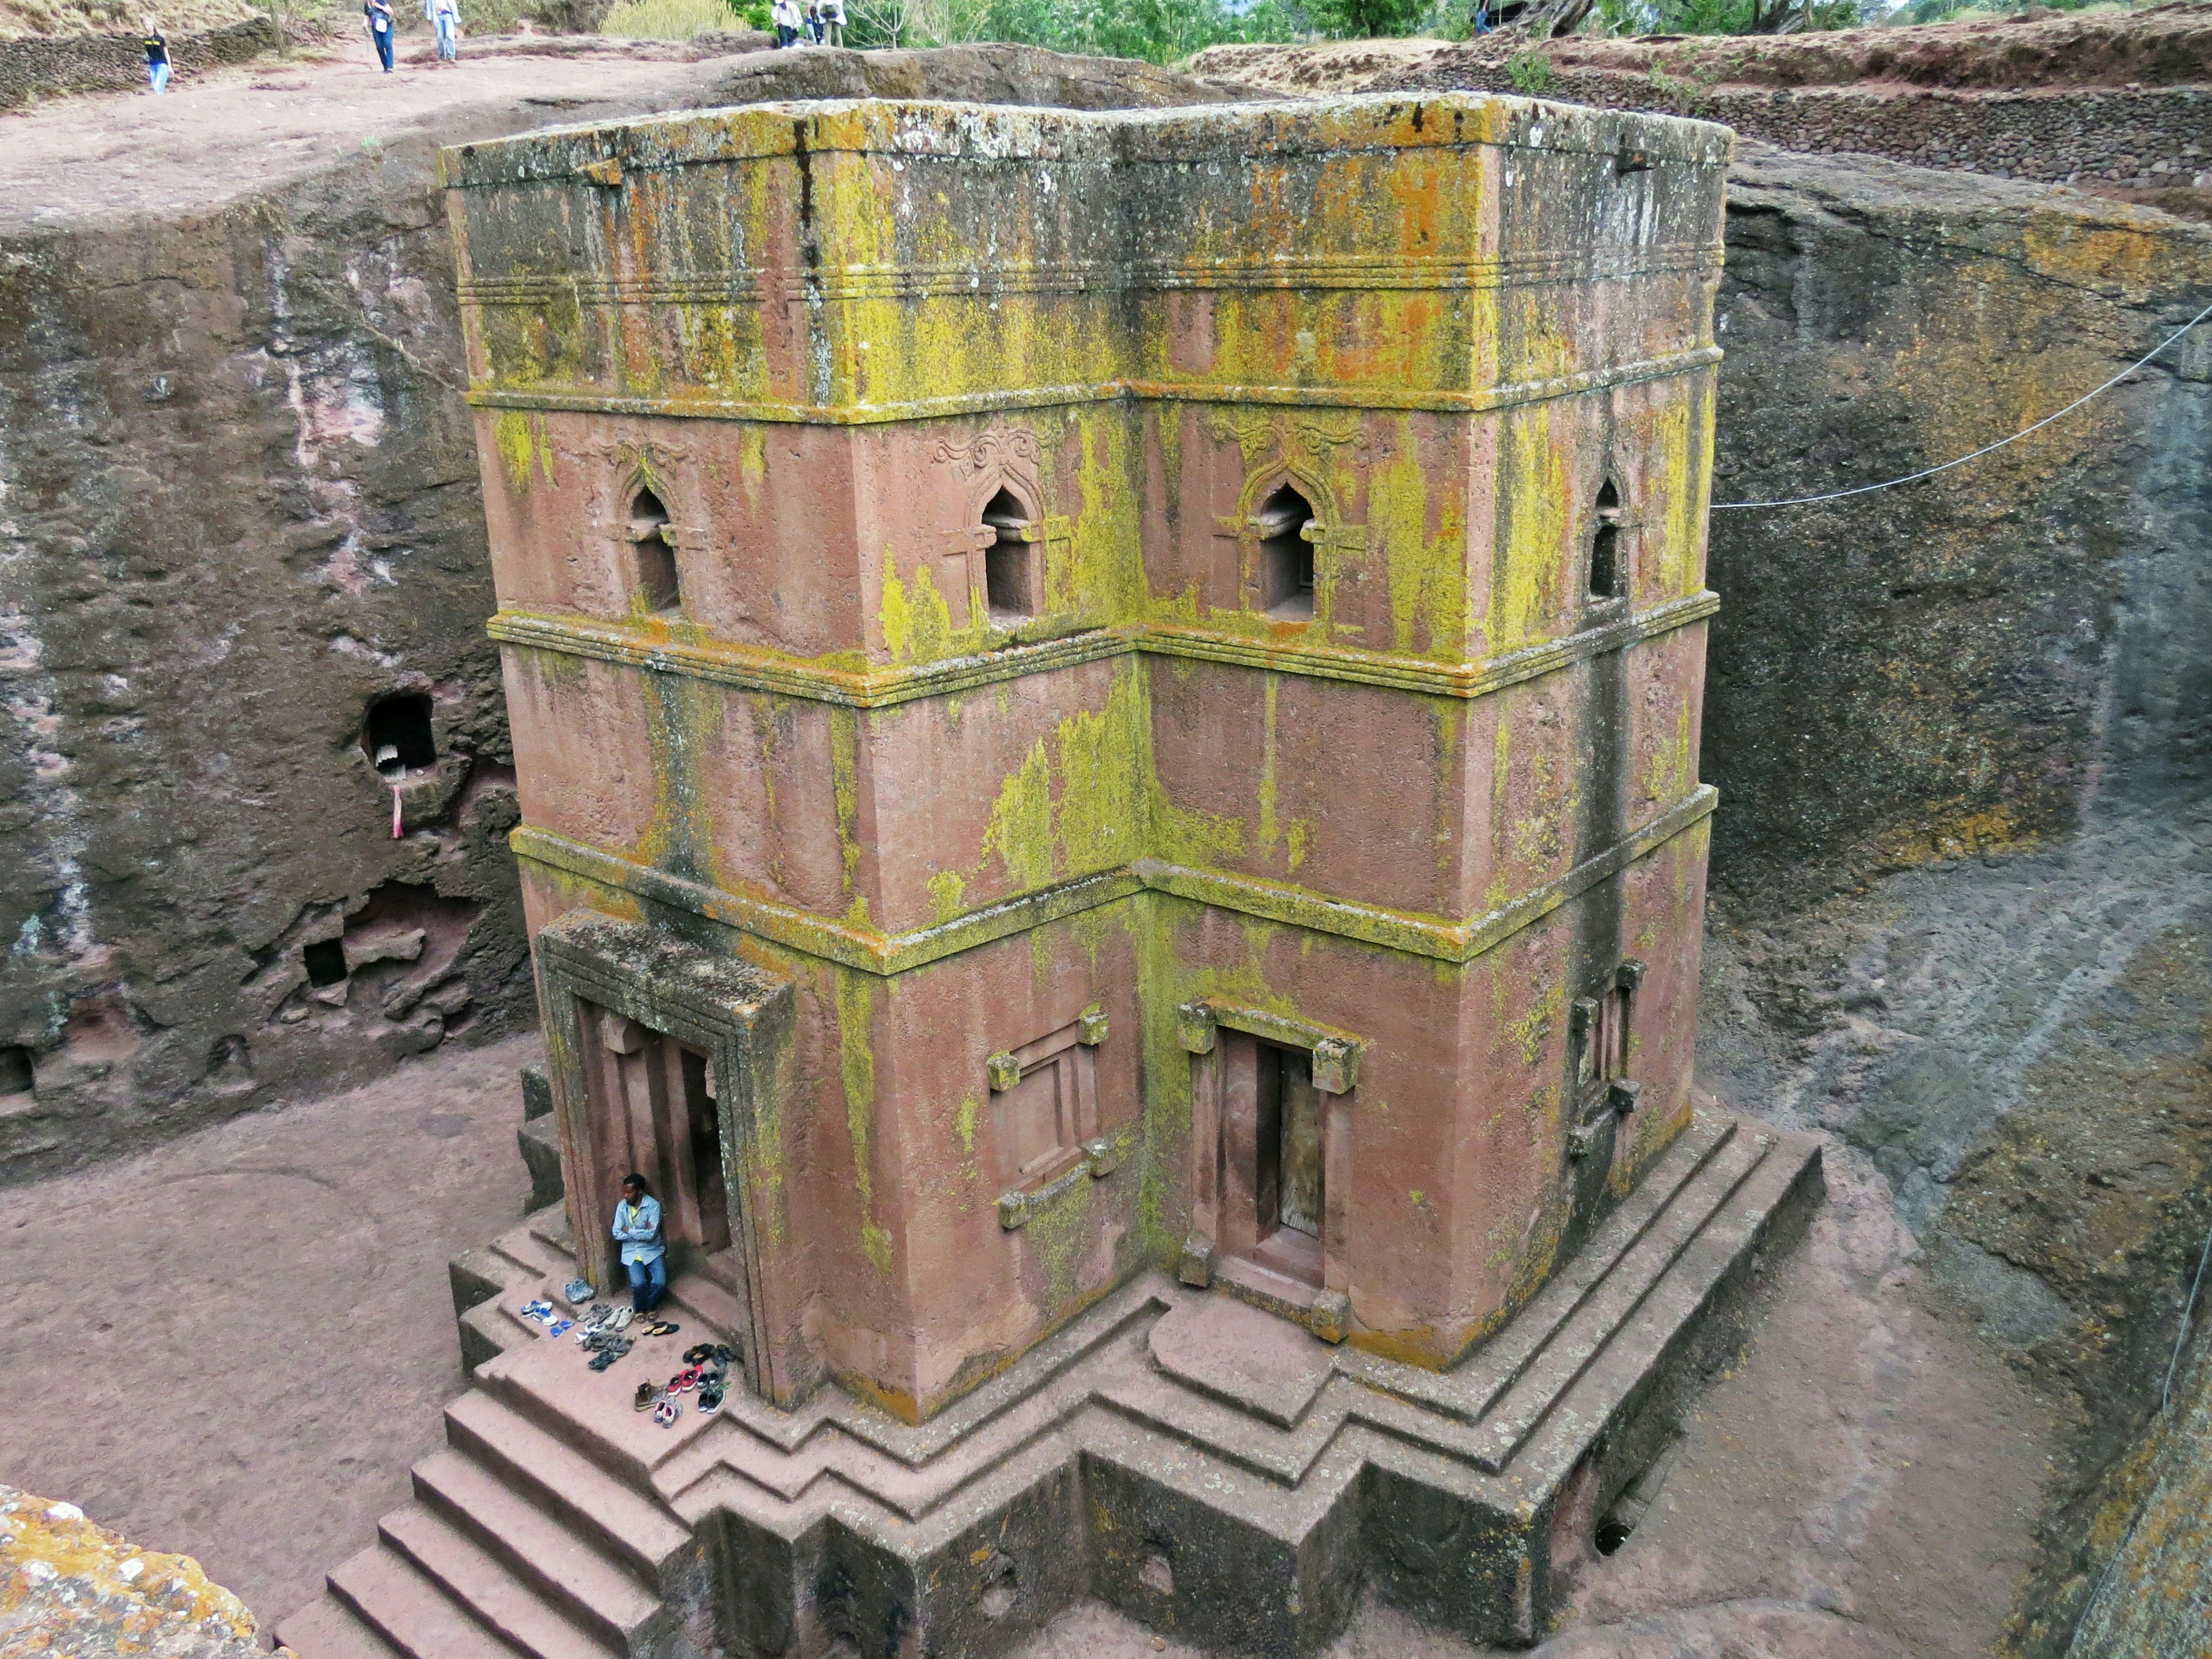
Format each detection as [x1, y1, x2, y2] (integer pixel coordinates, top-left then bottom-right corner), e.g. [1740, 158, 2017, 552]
[1709, 300, 2212, 511]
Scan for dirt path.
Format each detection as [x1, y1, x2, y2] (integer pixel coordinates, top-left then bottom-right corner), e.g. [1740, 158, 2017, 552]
[0, 35, 749, 233]
[0, 1035, 539, 1631]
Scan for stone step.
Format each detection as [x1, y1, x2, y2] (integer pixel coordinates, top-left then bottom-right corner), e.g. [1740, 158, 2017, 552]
[663, 1271, 744, 1340]
[327, 1543, 517, 1659]
[412, 1448, 659, 1646]
[460, 1297, 538, 1377]
[379, 1505, 616, 1659]
[444, 1389, 691, 1581]
[527, 1203, 578, 1263]
[493, 1219, 570, 1282]
[1474, 1125, 1768, 1472]
[484, 1340, 719, 1491]
[274, 1588, 403, 1659]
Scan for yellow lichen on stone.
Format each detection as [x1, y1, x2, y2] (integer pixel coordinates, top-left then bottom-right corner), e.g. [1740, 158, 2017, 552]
[0, 1485, 281, 1658]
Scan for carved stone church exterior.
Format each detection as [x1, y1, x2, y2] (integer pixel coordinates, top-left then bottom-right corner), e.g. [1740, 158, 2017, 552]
[280, 93, 1823, 1658]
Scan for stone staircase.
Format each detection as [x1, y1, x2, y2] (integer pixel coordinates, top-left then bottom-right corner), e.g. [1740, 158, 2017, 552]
[277, 1207, 730, 1659]
[279, 1111, 1825, 1658]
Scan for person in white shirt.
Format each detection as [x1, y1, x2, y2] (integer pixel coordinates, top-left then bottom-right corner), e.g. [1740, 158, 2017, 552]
[771, 0, 801, 47]
[425, 0, 460, 60]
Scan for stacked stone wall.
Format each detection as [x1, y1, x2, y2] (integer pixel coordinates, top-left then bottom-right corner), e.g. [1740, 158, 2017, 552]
[1376, 62, 2212, 191]
[0, 17, 278, 110]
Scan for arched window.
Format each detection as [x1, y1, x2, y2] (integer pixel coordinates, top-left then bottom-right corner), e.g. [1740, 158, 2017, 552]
[1588, 482, 1625, 602]
[630, 486, 680, 612]
[982, 488, 1037, 620]
[1253, 482, 1316, 620]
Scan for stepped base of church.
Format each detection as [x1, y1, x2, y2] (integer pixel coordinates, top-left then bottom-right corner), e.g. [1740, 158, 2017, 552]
[276, 1110, 1821, 1659]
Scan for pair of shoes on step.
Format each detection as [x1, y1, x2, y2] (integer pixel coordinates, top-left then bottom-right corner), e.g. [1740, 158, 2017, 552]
[586, 1336, 633, 1372]
[563, 1277, 594, 1306]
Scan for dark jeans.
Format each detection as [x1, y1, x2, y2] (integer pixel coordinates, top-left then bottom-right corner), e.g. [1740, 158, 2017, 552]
[371, 25, 393, 69]
[625, 1253, 667, 1314]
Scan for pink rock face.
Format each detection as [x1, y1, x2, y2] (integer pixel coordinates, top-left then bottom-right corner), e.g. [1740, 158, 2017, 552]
[451, 93, 1730, 1419]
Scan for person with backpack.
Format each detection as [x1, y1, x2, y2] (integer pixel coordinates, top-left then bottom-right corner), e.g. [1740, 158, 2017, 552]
[364, 0, 396, 71]
[818, 0, 843, 44]
[141, 17, 171, 93]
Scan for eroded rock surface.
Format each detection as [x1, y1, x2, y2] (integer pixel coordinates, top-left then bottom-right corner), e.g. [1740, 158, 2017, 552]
[0, 1484, 283, 1658]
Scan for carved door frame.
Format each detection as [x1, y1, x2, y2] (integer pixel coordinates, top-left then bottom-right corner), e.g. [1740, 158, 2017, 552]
[534, 908, 795, 1402]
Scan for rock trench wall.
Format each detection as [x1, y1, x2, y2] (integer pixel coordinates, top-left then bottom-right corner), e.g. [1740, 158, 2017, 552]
[1690, 146, 2212, 1658]
[6, 49, 2212, 1654]
[0, 41, 1234, 1188]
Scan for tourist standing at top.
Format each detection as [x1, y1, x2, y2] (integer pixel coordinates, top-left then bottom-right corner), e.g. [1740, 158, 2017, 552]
[770, 0, 801, 47]
[141, 16, 169, 93]
[612, 1173, 668, 1316]
[426, 0, 461, 61]
[818, 0, 843, 44]
[364, 0, 396, 70]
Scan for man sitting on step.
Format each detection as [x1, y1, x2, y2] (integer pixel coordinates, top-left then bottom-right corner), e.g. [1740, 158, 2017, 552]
[612, 1173, 668, 1319]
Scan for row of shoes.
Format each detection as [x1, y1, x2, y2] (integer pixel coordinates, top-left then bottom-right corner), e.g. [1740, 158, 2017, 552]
[572, 1302, 680, 1344]
[634, 1344, 738, 1426]
[517, 1300, 574, 1338]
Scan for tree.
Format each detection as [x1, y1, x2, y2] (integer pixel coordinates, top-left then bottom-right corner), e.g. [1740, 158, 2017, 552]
[1308, 0, 1428, 35]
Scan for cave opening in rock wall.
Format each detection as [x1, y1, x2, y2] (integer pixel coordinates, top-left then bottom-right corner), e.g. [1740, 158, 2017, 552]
[363, 694, 436, 777]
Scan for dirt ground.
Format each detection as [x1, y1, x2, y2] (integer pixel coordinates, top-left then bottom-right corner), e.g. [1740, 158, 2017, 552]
[0, 1027, 2056, 1654]
[1189, 2, 2212, 93]
[0, 1035, 536, 1633]
[0, 33, 743, 233]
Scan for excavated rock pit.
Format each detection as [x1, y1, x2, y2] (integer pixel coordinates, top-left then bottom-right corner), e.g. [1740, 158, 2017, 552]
[2, 29, 2209, 1659]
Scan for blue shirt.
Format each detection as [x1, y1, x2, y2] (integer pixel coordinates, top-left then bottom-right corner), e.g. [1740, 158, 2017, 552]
[612, 1195, 664, 1266]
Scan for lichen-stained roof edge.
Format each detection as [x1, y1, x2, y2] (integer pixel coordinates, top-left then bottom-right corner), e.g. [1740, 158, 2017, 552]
[437, 92, 1732, 191]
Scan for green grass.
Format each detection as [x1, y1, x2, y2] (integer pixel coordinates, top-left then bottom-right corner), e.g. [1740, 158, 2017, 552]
[600, 0, 743, 38]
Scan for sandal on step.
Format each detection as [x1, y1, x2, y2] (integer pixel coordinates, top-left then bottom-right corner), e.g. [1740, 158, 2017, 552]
[646, 1321, 679, 1338]
[588, 1348, 619, 1373]
[683, 1344, 713, 1366]
[545, 1320, 573, 1338]
[653, 1397, 680, 1427]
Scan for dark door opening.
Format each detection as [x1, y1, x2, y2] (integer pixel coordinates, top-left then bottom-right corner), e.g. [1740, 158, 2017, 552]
[1249, 1038, 1324, 1283]
[681, 1045, 731, 1256]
